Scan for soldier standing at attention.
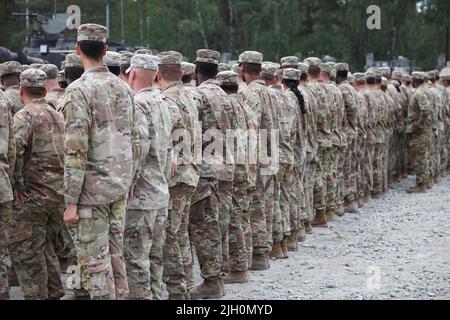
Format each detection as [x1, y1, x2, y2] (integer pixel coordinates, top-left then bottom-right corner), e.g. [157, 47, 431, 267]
[62, 24, 140, 300]
[0, 83, 15, 300]
[0, 61, 24, 116]
[8, 69, 65, 300]
[34, 64, 65, 110]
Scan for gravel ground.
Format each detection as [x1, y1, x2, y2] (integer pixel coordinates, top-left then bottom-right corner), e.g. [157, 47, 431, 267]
[9, 175, 450, 300]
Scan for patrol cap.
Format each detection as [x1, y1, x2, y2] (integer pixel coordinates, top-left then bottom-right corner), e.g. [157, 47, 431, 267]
[353, 72, 366, 83]
[216, 71, 238, 86]
[320, 63, 332, 74]
[232, 64, 240, 74]
[304, 57, 321, 68]
[428, 70, 439, 80]
[20, 65, 31, 72]
[181, 62, 196, 76]
[261, 62, 280, 78]
[379, 67, 391, 77]
[135, 49, 153, 55]
[218, 63, 232, 72]
[120, 51, 134, 67]
[439, 67, 450, 81]
[365, 71, 375, 80]
[126, 54, 160, 73]
[334, 63, 349, 72]
[104, 51, 121, 67]
[158, 51, 183, 65]
[402, 74, 412, 82]
[77, 23, 107, 43]
[281, 56, 299, 69]
[0, 61, 22, 77]
[298, 62, 309, 74]
[20, 68, 47, 88]
[348, 72, 354, 82]
[196, 49, 220, 65]
[239, 51, 263, 65]
[36, 64, 59, 80]
[65, 53, 83, 68]
[411, 71, 425, 80]
[391, 70, 403, 81]
[30, 63, 42, 69]
[283, 68, 302, 81]
[381, 77, 388, 86]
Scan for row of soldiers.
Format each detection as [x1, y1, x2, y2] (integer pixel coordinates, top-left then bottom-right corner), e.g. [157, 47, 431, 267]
[1, 22, 450, 300]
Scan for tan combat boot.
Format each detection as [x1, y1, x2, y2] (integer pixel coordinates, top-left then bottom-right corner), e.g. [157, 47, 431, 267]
[363, 194, 371, 203]
[286, 232, 298, 251]
[335, 205, 345, 217]
[325, 208, 336, 221]
[280, 239, 289, 258]
[311, 209, 328, 228]
[269, 242, 285, 259]
[304, 221, 313, 234]
[357, 197, 364, 208]
[344, 200, 359, 213]
[190, 279, 223, 300]
[434, 176, 439, 184]
[426, 180, 433, 190]
[297, 227, 306, 243]
[250, 254, 269, 271]
[407, 184, 427, 194]
[223, 271, 249, 284]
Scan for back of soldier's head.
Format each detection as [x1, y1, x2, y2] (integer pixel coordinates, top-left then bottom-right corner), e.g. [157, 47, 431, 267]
[77, 24, 108, 62]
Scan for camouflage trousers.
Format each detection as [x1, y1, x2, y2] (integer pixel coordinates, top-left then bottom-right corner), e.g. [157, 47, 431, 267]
[0, 201, 11, 300]
[409, 134, 430, 186]
[344, 135, 358, 203]
[243, 188, 254, 267]
[49, 212, 77, 271]
[390, 130, 400, 181]
[355, 137, 363, 198]
[76, 196, 128, 300]
[400, 130, 409, 176]
[229, 183, 249, 273]
[304, 152, 316, 222]
[326, 146, 339, 210]
[313, 146, 329, 212]
[189, 178, 222, 281]
[429, 131, 442, 178]
[124, 207, 168, 300]
[439, 131, 448, 174]
[273, 174, 282, 244]
[273, 164, 293, 242]
[384, 132, 391, 189]
[336, 146, 346, 207]
[218, 180, 233, 274]
[372, 142, 386, 195]
[249, 171, 275, 255]
[163, 184, 196, 296]
[7, 201, 64, 300]
[291, 164, 307, 233]
[67, 224, 90, 298]
[359, 141, 373, 197]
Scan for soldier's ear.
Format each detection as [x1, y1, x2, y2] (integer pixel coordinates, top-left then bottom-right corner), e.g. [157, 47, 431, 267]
[103, 45, 108, 57]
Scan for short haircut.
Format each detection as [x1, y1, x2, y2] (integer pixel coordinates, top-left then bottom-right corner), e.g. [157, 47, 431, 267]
[220, 84, 239, 94]
[1, 73, 20, 85]
[300, 73, 308, 81]
[182, 74, 193, 84]
[159, 64, 182, 82]
[107, 66, 120, 76]
[308, 66, 320, 77]
[195, 62, 218, 79]
[413, 79, 424, 85]
[65, 67, 84, 83]
[375, 77, 382, 84]
[336, 70, 348, 79]
[366, 78, 376, 85]
[78, 40, 106, 61]
[242, 63, 261, 76]
[120, 65, 130, 77]
[23, 87, 46, 98]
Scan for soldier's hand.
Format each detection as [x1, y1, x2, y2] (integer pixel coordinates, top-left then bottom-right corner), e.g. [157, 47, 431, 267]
[64, 204, 80, 225]
[14, 191, 29, 204]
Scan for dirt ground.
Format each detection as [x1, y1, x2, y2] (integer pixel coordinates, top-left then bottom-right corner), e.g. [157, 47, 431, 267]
[9, 175, 450, 300]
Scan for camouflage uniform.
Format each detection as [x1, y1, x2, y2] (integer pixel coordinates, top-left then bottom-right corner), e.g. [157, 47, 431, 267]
[0, 89, 15, 300]
[0, 61, 23, 116]
[62, 23, 140, 300]
[46, 88, 66, 110]
[7, 69, 65, 299]
[407, 72, 433, 187]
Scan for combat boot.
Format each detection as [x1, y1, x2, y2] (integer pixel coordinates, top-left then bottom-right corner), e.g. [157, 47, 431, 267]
[357, 197, 364, 208]
[269, 242, 285, 259]
[426, 180, 433, 189]
[280, 239, 289, 258]
[297, 227, 306, 243]
[325, 208, 336, 221]
[407, 184, 427, 194]
[250, 254, 269, 271]
[335, 205, 345, 217]
[371, 192, 382, 199]
[304, 221, 313, 234]
[190, 279, 223, 300]
[344, 200, 359, 213]
[219, 278, 225, 296]
[363, 194, 371, 203]
[311, 209, 328, 228]
[286, 232, 298, 251]
[223, 271, 249, 284]
[434, 176, 439, 184]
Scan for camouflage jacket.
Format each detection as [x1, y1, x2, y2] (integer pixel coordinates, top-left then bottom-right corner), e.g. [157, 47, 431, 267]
[299, 84, 317, 155]
[196, 79, 235, 181]
[429, 85, 445, 134]
[46, 88, 66, 110]
[355, 90, 368, 142]
[338, 81, 359, 140]
[306, 80, 333, 148]
[62, 66, 140, 205]
[323, 82, 346, 148]
[13, 98, 64, 206]
[285, 89, 307, 167]
[368, 88, 387, 144]
[4, 86, 23, 116]
[161, 81, 199, 188]
[407, 86, 432, 136]
[127, 87, 173, 210]
[0, 91, 15, 203]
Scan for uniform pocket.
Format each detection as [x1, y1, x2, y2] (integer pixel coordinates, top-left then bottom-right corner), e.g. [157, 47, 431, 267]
[7, 220, 33, 244]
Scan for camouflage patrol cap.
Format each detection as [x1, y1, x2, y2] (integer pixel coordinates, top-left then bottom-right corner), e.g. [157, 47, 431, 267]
[196, 49, 220, 65]
[391, 70, 403, 81]
[120, 51, 134, 67]
[428, 70, 439, 80]
[304, 57, 321, 68]
[334, 63, 349, 72]
[261, 62, 281, 78]
[77, 23, 107, 43]
[320, 63, 332, 74]
[126, 54, 160, 73]
[381, 77, 388, 86]
[326, 62, 336, 68]
[36, 64, 59, 80]
[348, 72, 354, 82]
[218, 63, 232, 72]
[158, 51, 183, 65]
[65, 53, 83, 68]
[135, 49, 153, 55]
[298, 62, 308, 74]
[331, 69, 337, 79]
[181, 62, 196, 76]
[0, 61, 22, 77]
[411, 71, 425, 80]
[281, 56, 299, 69]
[232, 64, 240, 74]
[20, 68, 47, 88]
[239, 51, 263, 65]
[104, 51, 121, 67]
[379, 67, 391, 77]
[283, 68, 302, 81]
[402, 74, 412, 82]
[30, 63, 42, 69]
[439, 67, 450, 81]
[353, 73, 366, 83]
[392, 80, 401, 87]
[20, 65, 31, 72]
[217, 71, 238, 86]
[373, 69, 382, 79]
[365, 71, 375, 80]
